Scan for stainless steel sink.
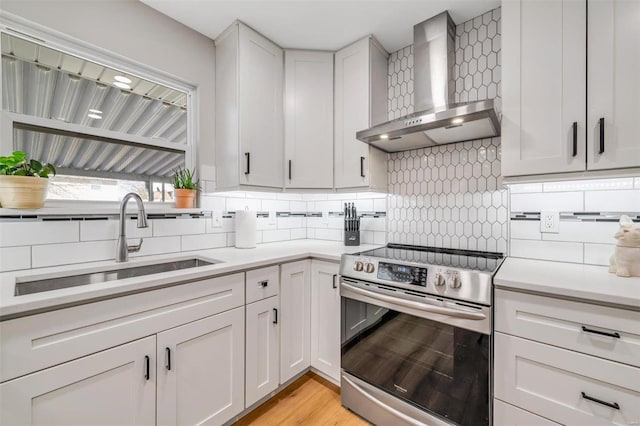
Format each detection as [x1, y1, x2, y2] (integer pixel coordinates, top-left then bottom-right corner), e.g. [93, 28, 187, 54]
[15, 258, 217, 296]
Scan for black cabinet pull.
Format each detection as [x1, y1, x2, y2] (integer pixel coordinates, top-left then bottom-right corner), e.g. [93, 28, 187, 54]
[288, 160, 292, 180]
[581, 392, 620, 410]
[360, 157, 365, 178]
[244, 152, 251, 175]
[581, 325, 620, 339]
[599, 117, 605, 154]
[572, 122, 578, 157]
[259, 280, 269, 288]
[144, 355, 150, 380]
[273, 308, 278, 324]
[332, 274, 338, 289]
[165, 347, 171, 371]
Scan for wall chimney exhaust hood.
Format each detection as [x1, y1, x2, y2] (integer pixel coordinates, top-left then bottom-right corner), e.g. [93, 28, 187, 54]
[356, 11, 500, 153]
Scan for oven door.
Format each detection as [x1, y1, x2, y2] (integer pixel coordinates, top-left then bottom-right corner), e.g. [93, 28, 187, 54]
[340, 279, 491, 426]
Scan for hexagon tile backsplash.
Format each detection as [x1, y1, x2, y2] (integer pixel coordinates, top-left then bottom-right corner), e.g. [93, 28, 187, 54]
[387, 8, 508, 255]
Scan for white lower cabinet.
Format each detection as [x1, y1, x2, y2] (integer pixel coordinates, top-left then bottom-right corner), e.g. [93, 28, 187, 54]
[310, 261, 340, 383]
[280, 260, 311, 383]
[0, 336, 156, 426]
[245, 296, 280, 407]
[157, 307, 245, 426]
[494, 399, 560, 425]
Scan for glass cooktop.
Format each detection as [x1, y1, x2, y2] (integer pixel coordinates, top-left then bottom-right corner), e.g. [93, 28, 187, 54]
[356, 244, 503, 273]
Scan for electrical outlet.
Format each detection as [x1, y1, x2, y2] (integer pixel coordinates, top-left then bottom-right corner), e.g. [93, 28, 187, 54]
[540, 211, 560, 233]
[210, 212, 223, 228]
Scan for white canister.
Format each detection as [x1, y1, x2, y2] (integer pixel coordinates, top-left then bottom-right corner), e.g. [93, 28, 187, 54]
[235, 210, 257, 249]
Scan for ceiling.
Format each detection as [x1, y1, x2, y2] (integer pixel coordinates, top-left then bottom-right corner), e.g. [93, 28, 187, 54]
[140, 0, 500, 52]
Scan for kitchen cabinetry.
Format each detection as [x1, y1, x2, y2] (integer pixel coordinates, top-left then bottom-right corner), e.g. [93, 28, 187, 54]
[502, 0, 586, 176]
[310, 261, 340, 382]
[156, 308, 245, 426]
[503, 0, 640, 178]
[587, 0, 640, 170]
[245, 296, 280, 407]
[284, 51, 334, 189]
[215, 22, 284, 190]
[494, 289, 640, 425]
[334, 36, 388, 191]
[0, 336, 156, 426]
[280, 260, 311, 383]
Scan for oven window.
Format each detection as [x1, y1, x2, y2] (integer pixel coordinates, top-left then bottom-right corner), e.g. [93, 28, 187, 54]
[341, 298, 489, 426]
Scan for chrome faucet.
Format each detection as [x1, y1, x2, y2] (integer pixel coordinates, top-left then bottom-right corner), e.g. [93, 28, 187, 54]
[116, 193, 149, 262]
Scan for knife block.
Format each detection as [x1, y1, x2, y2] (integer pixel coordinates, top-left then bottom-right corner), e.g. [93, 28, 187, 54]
[344, 230, 360, 246]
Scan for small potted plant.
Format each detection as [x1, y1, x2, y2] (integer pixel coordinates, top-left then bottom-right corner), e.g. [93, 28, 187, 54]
[0, 151, 56, 209]
[172, 167, 200, 208]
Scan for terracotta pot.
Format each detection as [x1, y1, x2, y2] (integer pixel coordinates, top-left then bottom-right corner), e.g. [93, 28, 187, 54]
[0, 175, 49, 209]
[175, 188, 196, 208]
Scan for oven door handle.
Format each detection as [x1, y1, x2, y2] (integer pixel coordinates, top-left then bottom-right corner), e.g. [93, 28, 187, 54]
[342, 375, 428, 426]
[341, 282, 486, 321]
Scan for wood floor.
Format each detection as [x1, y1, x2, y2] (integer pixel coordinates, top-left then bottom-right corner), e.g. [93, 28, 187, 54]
[234, 372, 370, 425]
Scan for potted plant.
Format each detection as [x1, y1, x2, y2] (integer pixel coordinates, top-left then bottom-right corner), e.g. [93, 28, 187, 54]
[172, 167, 200, 208]
[0, 151, 56, 209]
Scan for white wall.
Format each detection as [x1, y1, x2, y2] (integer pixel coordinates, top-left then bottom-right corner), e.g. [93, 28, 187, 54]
[0, 0, 216, 178]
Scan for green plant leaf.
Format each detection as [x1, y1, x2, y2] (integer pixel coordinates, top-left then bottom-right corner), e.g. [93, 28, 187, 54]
[30, 159, 43, 172]
[14, 169, 27, 176]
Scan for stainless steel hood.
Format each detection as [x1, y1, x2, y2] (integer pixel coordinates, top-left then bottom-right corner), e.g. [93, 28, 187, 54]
[357, 11, 500, 153]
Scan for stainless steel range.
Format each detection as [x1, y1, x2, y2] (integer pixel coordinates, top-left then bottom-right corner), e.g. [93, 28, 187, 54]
[339, 243, 504, 426]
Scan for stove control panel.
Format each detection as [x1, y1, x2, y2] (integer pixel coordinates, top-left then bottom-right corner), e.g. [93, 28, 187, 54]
[377, 262, 427, 287]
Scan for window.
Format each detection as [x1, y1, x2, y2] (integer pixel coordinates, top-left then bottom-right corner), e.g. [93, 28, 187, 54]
[0, 31, 193, 202]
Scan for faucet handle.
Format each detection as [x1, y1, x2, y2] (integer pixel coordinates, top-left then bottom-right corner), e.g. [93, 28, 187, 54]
[127, 238, 144, 253]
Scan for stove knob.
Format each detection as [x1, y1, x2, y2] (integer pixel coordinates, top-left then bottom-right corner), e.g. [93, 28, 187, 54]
[364, 263, 375, 273]
[433, 272, 445, 286]
[448, 273, 461, 289]
[354, 261, 364, 272]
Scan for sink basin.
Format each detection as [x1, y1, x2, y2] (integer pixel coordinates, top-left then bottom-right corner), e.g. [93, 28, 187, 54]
[15, 258, 217, 296]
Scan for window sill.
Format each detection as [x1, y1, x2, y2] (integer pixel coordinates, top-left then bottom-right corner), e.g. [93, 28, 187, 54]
[0, 201, 205, 217]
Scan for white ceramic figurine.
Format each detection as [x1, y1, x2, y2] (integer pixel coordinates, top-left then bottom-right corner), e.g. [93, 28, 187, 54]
[609, 215, 640, 277]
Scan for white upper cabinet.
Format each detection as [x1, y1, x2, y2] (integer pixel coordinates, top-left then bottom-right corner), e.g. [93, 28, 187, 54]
[334, 37, 389, 191]
[587, 0, 640, 170]
[215, 22, 284, 190]
[284, 50, 334, 189]
[502, 0, 587, 177]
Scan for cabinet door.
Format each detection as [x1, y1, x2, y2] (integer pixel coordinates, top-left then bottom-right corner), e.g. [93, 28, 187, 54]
[502, 0, 586, 176]
[280, 260, 311, 383]
[284, 50, 334, 189]
[0, 336, 155, 426]
[239, 24, 284, 188]
[587, 0, 640, 170]
[157, 307, 244, 426]
[310, 261, 340, 382]
[245, 296, 280, 407]
[334, 38, 371, 189]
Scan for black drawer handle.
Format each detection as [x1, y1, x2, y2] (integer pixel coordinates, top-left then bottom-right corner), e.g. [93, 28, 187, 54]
[144, 355, 150, 380]
[581, 326, 620, 339]
[332, 274, 338, 289]
[360, 156, 365, 178]
[259, 280, 269, 288]
[273, 308, 278, 324]
[165, 347, 171, 371]
[581, 392, 620, 410]
[572, 121, 578, 157]
[599, 117, 605, 154]
[288, 160, 292, 180]
[244, 152, 250, 175]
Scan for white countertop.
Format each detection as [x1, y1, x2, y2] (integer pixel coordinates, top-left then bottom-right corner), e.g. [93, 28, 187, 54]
[495, 257, 640, 310]
[0, 240, 380, 320]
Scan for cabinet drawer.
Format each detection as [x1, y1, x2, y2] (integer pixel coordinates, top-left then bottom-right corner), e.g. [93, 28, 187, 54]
[0, 273, 244, 382]
[246, 266, 279, 303]
[494, 399, 560, 425]
[495, 289, 640, 367]
[495, 332, 640, 426]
